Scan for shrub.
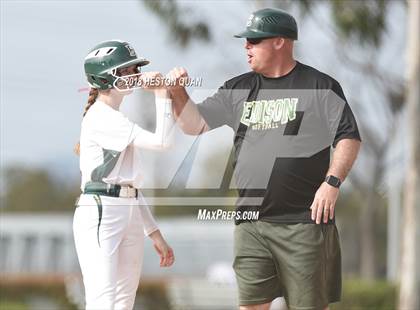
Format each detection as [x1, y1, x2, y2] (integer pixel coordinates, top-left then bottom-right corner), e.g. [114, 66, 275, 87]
[332, 278, 396, 310]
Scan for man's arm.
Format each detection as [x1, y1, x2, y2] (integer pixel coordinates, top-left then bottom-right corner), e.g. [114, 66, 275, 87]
[310, 138, 361, 224]
[326, 138, 361, 182]
[167, 67, 209, 136]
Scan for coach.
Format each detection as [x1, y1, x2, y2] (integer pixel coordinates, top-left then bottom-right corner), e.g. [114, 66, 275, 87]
[167, 8, 361, 310]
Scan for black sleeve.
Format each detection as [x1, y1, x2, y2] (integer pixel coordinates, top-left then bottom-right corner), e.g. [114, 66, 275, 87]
[331, 81, 361, 147]
[196, 83, 234, 130]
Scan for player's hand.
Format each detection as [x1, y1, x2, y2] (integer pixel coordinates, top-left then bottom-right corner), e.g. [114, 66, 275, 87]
[153, 240, 175, 267]
[310, 182, 339, 224]
[149, 230, 175, 267]
[166, 67, 189, 90]
[140, 71, 165, 90]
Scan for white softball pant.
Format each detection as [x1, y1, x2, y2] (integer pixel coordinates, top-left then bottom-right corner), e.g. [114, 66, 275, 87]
[73, 194, 158, 310]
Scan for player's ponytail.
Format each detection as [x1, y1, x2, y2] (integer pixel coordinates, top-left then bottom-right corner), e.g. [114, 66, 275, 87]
[83, 88, 99, 117]
[74, 88, 99, 155]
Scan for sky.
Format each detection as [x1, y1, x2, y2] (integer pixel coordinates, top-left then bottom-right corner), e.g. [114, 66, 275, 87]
[1, 0, 407, 184]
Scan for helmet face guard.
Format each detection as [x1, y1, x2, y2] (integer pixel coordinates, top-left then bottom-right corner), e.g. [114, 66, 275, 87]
[84, 40, 149, 90]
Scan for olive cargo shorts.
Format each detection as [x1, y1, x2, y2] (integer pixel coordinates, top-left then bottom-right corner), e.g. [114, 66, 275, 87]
[233, 221, 341, 309]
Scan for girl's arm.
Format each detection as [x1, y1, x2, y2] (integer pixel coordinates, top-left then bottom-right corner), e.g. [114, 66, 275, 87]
[139, 205, 159, 236]
[139, 206, 174, 267]
[132, 89, 174, 150]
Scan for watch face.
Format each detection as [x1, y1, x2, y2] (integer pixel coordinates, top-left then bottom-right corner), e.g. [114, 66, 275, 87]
[327, 176, 340, 187]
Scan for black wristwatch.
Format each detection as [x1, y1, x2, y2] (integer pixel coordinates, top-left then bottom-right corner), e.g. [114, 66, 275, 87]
[325, 175, 341, 188]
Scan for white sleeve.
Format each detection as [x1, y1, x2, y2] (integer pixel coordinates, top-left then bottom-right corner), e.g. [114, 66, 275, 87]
[132, 97, 174, 150]
[91, 111, 142, 152]
[140, 206, 159, 236]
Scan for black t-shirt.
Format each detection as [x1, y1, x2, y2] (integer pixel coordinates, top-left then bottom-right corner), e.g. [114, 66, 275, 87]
[197, 62, 361, 224]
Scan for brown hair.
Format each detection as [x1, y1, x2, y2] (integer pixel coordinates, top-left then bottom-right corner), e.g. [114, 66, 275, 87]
[74, 88, 99, 155]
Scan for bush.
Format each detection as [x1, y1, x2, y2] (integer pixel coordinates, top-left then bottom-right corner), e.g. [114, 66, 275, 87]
[0, 278, 77, 310]
[0, 277, 170, 310]
[332, 278, 396, 310]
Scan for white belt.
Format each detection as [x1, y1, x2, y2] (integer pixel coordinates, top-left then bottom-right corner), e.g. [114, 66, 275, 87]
[118, 185, 138, 198]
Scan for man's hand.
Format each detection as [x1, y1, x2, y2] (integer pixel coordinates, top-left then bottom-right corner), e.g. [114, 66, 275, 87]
[166, 67, 189, 91]
[165, 67, 209, 135]
[310, 182, 340, 224]
[310, 139, 361, 224]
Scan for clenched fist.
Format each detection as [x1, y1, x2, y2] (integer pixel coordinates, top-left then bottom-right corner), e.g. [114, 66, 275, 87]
[166, 67, 189, 90]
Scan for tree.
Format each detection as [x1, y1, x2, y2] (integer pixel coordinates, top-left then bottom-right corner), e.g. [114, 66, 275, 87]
[142, 0, 211, 48]
[399, 1, 419, 308]
[1, 166, 79, 212]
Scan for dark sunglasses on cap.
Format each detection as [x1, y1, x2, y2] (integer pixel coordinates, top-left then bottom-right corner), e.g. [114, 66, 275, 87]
[246, 37, 276, 45]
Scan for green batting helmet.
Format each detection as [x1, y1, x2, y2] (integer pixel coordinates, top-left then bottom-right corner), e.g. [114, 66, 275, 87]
[234, 8, 298, 40]
[84, 40, 149, 90]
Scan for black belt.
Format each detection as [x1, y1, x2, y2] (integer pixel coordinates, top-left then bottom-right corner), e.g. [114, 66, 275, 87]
[78, 182, 137, 248]
[83, 182, 138, 198]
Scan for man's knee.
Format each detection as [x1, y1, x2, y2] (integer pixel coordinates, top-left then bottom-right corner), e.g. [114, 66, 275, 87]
[239, 302, 271, 310]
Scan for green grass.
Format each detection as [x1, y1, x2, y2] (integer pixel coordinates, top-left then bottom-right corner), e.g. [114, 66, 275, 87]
[0, 300, 28, 310]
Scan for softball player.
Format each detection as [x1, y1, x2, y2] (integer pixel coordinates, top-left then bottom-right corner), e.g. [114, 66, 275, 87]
[73, 40, 174, 310]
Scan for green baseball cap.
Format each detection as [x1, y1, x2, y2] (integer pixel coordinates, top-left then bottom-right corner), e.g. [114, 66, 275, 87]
[234, 8, 298, 40]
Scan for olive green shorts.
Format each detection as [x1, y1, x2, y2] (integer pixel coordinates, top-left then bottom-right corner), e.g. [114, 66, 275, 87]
[233, 221, 341, 309]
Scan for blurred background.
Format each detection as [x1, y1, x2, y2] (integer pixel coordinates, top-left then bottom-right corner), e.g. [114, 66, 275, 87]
[1, 0, 419, 309]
